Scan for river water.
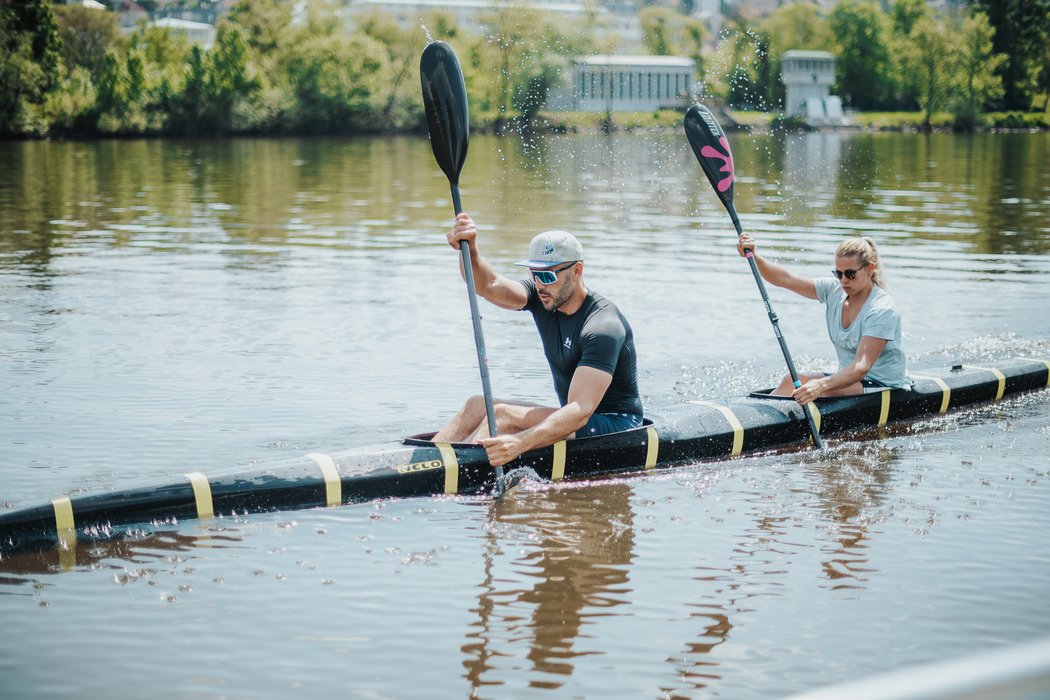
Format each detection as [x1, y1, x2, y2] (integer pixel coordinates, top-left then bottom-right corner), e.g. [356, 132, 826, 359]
[1, 130, 1049, 699]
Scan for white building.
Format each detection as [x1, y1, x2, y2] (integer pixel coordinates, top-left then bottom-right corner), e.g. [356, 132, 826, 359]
[549, 55, 696, 112]
[149, 17, 217, 49]
[780, 49, 849, 126]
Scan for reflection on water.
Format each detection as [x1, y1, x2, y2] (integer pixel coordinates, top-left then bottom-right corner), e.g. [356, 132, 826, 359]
[1, 132, 1049, 699]
[457, 438, 938, 696]
[0, 527, 243, 597]
[809, 445, 897, 589]
[463, 483, 636, 690]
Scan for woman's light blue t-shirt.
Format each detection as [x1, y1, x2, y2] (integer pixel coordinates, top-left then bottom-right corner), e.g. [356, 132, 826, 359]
[814, 277, 911, 388]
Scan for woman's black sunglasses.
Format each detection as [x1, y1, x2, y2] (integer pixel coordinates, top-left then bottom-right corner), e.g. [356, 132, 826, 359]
[832, 266, 864, 280]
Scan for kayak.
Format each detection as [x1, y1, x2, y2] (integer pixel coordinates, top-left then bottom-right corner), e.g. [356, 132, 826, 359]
[1, 357, 1047, 554]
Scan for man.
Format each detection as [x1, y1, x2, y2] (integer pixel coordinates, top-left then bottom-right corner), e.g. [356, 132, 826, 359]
[433, 212, 643, 467]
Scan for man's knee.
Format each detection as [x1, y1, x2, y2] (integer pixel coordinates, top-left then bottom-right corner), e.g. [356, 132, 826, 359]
[462, 394, 487, 414]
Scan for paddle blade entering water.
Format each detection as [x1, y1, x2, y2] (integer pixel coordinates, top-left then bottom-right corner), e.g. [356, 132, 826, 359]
[420, 41, 469, 186]
[684, 104, 741, 233]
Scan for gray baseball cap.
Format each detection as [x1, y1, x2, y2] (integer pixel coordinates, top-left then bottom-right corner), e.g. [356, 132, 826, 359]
[515, 230, 584, 268]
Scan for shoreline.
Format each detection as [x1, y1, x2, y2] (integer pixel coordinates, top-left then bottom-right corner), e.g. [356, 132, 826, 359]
[3, 112, 1048, 142]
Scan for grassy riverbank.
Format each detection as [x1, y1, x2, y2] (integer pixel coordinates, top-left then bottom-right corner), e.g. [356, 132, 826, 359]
[507, 108, 1050, 134]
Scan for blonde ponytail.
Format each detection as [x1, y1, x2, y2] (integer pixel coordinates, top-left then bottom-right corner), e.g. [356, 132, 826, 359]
[836, 237, 886, 289]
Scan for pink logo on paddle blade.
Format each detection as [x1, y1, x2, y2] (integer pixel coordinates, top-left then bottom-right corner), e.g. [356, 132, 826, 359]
[701, 137, 734, 192]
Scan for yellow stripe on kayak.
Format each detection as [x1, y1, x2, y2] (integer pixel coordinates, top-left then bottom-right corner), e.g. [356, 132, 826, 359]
[551, 440, 567, 481]
[878, 389, 891, 426]
[969, 365, 1006, 400]
[911, 374, 951, 413]
[807, 403, 822, 435]
[435, 442, 459, 494]
[693, 401, 744, 456]
[1021, 358, 1050, 386]
[52, 496, 76, 550]
[307, 453, 341, 507]
[184, 472, 214, 519]
[645, 426, 659, 469]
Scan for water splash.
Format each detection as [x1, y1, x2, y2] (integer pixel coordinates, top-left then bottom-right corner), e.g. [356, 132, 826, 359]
[502, 466, 543, 492]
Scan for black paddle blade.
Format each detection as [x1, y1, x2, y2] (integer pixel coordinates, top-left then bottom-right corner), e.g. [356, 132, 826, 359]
[684, 104, 741, 232]
[420, 41, 469, 186]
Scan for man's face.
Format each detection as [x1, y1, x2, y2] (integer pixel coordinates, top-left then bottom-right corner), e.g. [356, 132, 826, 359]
[529, 262, 579, 312]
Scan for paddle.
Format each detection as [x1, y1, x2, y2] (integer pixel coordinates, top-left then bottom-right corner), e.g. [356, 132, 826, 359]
[684, 103, 825, 450]
[420, 40, 508, 496]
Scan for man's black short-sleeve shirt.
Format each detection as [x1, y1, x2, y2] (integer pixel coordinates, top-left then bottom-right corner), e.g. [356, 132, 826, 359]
[521, 279, 642, 417]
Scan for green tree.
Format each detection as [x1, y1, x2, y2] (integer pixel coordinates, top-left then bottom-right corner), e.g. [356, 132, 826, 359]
[0, 0, 64, 135]
[1039, 16, 1050, 111]
[93, 47, 144, 133]
[280, 30, 385, 133]
[828, 0, 897, 110]
[640, 6, 674, 54]
[227, 0, 292, 56]
[0, 29, 43, 135]
[91, 25, 192, 135]
[53, 4, 121, 80]
[900, 14, 950, 130]
[976, 0, 1049, 110]
[178, 24, 261, 135]
[710, 20, 768, 108]
[950, 11, 1006, 129]
[472, 6, 547, 130]
[889, 0, 927, 37]
[421, 9, 461, 43]
[760, 1, 829, 57]
[640, 6, 706, 58]
[354, 10, 424, 128]
[48, 66, 96, 133]
[887, 0, 932, 109]
[759, 2, 831, 109]
[512, 12, 601, 126]
[443, 6, 598, 129]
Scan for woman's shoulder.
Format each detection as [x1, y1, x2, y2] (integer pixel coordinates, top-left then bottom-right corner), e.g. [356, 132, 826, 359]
[814, 276, 841, 301]
[868, 285, 898, 309]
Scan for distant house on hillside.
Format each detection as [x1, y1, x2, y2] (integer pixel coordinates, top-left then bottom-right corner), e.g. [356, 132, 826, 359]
[547, 55, 696, 112]
[150, 17, 216, 48]
[780, 49, 850, 127]
[115, 0, 148, 29]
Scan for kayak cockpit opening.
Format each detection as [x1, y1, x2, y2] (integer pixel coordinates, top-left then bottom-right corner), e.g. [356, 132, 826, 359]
[401, 418, 655, 447]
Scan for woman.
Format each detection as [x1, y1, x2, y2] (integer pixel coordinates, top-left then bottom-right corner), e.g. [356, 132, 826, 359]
[736, 233, 910, 405]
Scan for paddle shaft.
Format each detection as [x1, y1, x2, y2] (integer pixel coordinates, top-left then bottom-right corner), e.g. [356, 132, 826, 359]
[451, 185, 500, 443]
[450, 187, 507, 495]
[731, 218, 826, 450]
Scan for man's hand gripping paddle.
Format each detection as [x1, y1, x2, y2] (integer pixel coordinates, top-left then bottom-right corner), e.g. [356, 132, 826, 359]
[420, 41, 511, 496]
[684, 104, 826, 450]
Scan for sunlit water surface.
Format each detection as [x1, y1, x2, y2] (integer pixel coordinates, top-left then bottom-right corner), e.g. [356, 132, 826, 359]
[1, 131, 1049, 699]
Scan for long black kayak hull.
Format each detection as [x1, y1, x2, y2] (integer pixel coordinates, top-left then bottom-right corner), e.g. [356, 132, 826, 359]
[2, 358, 1048, 554]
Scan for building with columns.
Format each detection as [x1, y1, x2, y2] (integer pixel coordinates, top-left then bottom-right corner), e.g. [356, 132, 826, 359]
[548, 55, 696, 112]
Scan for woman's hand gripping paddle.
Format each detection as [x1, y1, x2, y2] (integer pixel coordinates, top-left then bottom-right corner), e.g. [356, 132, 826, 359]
[684, 104, 826, 450]
[420, 40, 508, 495]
